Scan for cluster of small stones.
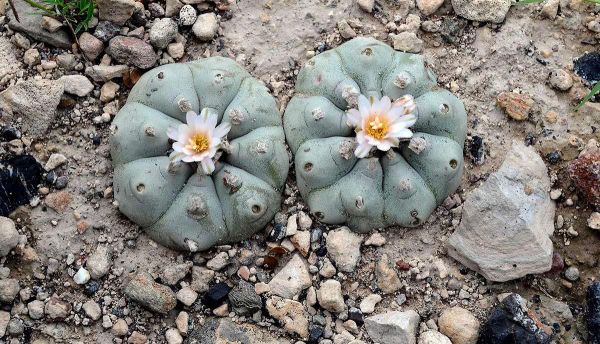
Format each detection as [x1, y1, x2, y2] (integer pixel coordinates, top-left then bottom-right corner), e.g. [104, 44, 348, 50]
[0, 0, 599, 343]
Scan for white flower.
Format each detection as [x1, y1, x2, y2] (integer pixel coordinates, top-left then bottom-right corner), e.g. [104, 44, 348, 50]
[346, 94, 417, 158]
[167, 109, 231, 174]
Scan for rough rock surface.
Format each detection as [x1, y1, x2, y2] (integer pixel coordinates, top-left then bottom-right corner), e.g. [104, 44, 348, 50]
[0, 79, 64, 137]
[268, 254, 311, 299]
[7, 0, 71, 48]
[365, 310, 420, 344]
[124, 272, 177, 314]
[438, 307, 480, 344]
[86, 245, 112, 279]
[0, 217, 20, 257]
[419, 330, 452, 344]
[265, 297, 309, 339]
[451, 0, 511, 23]
[60, 75, 94, 97]
[326, 226, 362, 272]
[185, 318, 283, 343]
[96, 0, 136, 25]
[448, 142, 555, 282]
[569, 150, 600, 207]
[107, 36, 158, 69]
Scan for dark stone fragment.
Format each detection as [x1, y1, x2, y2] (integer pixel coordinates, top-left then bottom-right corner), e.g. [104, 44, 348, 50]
[575, 52, 600, 84]
[46, 170, 57, 185]
[267, 224, 286, 242]
[6, 0, 71, 48]
[0, 155, 43, 216]
[588, 282, 600, 344]
[228, 281, 262, 315]
[84, 280, 100, 296]
[524, 133, 535, 146]
[440, 17, 468, 45]
[469, 135, 485, 165]
[314, 246, 327, 257]
[202, 282, 231, 309]
[93, 21, 121, 42]
[0, 127, 21, 141]
[307, 325, 323, 344]
[130, 10, 147, 27]
[478, 293, 551, 344]
[545, 151, 561, 164]
[55, 176, 68, 189]
[92, 135, 102, 146]
[568, 151, 600, 207]
[348, 307, 364, 326]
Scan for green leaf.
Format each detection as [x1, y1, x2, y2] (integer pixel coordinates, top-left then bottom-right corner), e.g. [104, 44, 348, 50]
[512, 0, 544, 5]
[575, 81, 600, 111]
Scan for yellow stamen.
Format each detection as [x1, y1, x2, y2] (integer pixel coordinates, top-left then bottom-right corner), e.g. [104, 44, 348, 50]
[186, 133, 210, 154]
[365, 114, 389, 140]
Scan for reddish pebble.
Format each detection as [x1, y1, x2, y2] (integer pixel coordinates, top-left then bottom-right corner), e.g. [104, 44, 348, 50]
[237, 266, 250, 281]
[568, 151, 600, 207]
[548, 252, 564, 274]
[396, 260, 410, 271]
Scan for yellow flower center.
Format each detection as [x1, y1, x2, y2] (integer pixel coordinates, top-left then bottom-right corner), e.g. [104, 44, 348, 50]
[365, 114, 389, 140]
[186, 133, 210, 154]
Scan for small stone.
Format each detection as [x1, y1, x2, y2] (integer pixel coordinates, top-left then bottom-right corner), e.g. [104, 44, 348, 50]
[365, 310, 420, 344]
[228, 280, 262, 315]
[79, 32, 104, 60]
[206, 252, 229, 271]
[192, 13, 218, 41]
[45, 153, 67, 171]
[202, 282, 231, 309]
[298, 211, 312, 230]
[85, 64, 129, 82]
[108, 36, 157, 69]
[268, 254, 312, 299]
[568, 150, 600, 207]
[0, 311, 8, 337]
[266, 296, 309, 338]
[60, 75, 94, 97]
[176, 311, 189, 335]
[94, 21, 121, 42]
[291, 230, 311, 257]
[419, 330, 452, 344]
[357, 0, 374, 12]
[6, 317, 23, 336]
[128, 331, 148, 343]
[160, 262, 192, 286]
[73, 267, 91, 285]
[167, 42, 185, 59]
[124, 272, 177, 314]
[286, 214, 298, 236]
[319, 257, 336, 278]
[0, 217, 20, 257]
[451, 0, 511, 23]
[23, 48, 41, 66]
[97, 0, 136, 25]
[565, 266, 580, 281]
[190, 266, 214, 293]
[497, 92, 534, 121]
[589, 212, 600, 230]
[0, 279, 19, 303]
[100, 81, 120, 103]
[390, 32, 424, 53]
[148, 2, 165, 17]
[338, 20, 357, 39]
[317, 279, 346, 313]
[82, 300, 102, 320]
[112, 318, 129, 336]
[416, 0, 445, 15]
[41, 16, 63, 32]
[364, 232, 386, 246]
[360, 294, 382, 314]
[166, 328, 183, 344]
[165, 0, 183, 17]
[438, 307, 480, 344]
[149, 18, 178, 49]
[326, 226, 362, 272]
[376, 254, 402, 294]
[541, 0, 559, 19]
[548, 69, 573, 91]
[44, 297, 71, 320]
[213, 303, 229, 317]
[550, 188, 562, 200]
[179, 5, 197, 26]
[255, 282, 270, 294]
[176, 287, 198, 306]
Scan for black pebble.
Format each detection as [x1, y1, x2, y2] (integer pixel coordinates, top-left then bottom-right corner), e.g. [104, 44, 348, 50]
[307, 325, 324, 344]
[267, 224, 286, 242]
[55, 176, 69, 190]
[0, 155, 43, 216]
[92, 135, 102, 146]
[202, 282, 231, 309]
[575, 52, 600, 84]
[469, 136, 485, 165]
[348, 307, 364, 326]
[0, 127, 21, 141]
[84, 280, 100, 296]
[587, 282, 600, 344]
[546, 151, 561, 164]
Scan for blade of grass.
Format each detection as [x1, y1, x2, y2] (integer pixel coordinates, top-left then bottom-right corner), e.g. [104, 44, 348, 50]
[575, 81, 600, 111]
[512, 0, 544, 5]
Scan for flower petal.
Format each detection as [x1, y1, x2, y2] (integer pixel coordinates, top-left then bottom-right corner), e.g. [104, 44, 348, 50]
[213, 122, 231, 139]
[206, 111, 218, 129]
[376, 140, 392, 151]
[167, 127, 179, 140]
[346, 109, 362, 128]
[388, 128, 414, 139]
[354, 141, 372, 158]
[358, 94, 371, 116]
[186, 111, 197, 126]
[380, 96, 392, 113]
[200, 157, 215, 174]
[172, 142, 185, 152]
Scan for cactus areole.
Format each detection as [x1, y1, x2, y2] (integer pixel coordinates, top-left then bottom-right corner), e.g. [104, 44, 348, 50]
[110, 57, 289, 251]
[283, 37, 467, 232]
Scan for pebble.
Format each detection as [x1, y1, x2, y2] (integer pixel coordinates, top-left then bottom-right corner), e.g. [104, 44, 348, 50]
[419, 330, 452, 344]
[357, 0, 374, 12]
[268, 254, 312, 299]
[73, 267, 91, 284]
[360, 294, 382, 314]
[376, 254, 402, 294]
[338, 20, 357, 39]
[497, 92, 534, 121]
[124, 272, 177, 314]
[179, 5, 197, 26]
[365, 310, 420, 344]
[60, 75, 94, 97]
[23, 48, 41, 66]
[0, 312, 7, 338]
[149, 18, 178, 49]
[416, 0, 445, 15]
[438, 307, 480, 344]
[202, 282, 231, 309]
[41, 16, 63, 32]
[0, 278, 20, 303]
[167, 42, 185, 59]
[45, 153, 67, 171]
[286, 214, 298, 236]
[364, 232, 386, 246]
[176, 311, 189, 334]
[100, 81, 120, 103]
[255, 282, 270, 294]
[192, 13, 218, 41]
[94, 20, 121, 42]
[128, 331, 148, 343]
[291, 230, 311, 257]
[86, 245, 112, 279]
[112, 318, 129, 336]
[317, 279, 346, 313]
[228, 280, 262, 315]
[319, 257, 336, 278]
[79, 32, 105, 60]
[12, 33, 30, 49]
[548, 69, 573, 91]
[44, 297, 71, 320]
[107, 36, 157, 69]
[213, 303, 229, 317]
[450, 0, 511, 23]
[565, 266, 580, 281]
[82, 300, 102, 320]
[176, 287, 198, 306]
[190, 266, 215, 293]
[28, 300, 45, 319]
[0, 217, 20, 257]
[541, 0, 559, 19]
[165, 328, 183, 344]
[390, 32, 424, 53]
[266, 297, 309, 338]
[589, 212, 600, 230]
[160, 262, 192, 285]
[298, 211, 312, 230]
[207, 252, 229, 271]
[326, 226, 362, 272]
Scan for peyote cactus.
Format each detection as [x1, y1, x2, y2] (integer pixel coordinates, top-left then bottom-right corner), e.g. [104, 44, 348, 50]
[283, 37, 467, 232]
[110, 57, 289, 251]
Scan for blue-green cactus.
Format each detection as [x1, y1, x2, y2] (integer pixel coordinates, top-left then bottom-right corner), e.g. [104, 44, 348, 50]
[283, 37, 467, 233]
[111, 57, 288, 251]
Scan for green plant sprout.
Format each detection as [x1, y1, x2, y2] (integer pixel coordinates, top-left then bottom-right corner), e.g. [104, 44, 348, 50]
[22, 0, 95, 35]
[513, 0, 600, 4]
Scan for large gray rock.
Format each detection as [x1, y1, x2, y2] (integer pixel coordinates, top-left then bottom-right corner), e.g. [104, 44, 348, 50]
[448, 141, 555, 282]
[0, 37, 19, 80]
[96, 0, 135, 25]
[0, 217, 20, 257]
[326, 226, 362, 272]
[185, 318, 284, 344]
[107, 36, 157, 69]
[365, 310, 420, 344]
[0, 79, 64, 137]
[149, 18, 178, 49]
[451, 0, 511, 23]
[7, 0, 71, 48]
